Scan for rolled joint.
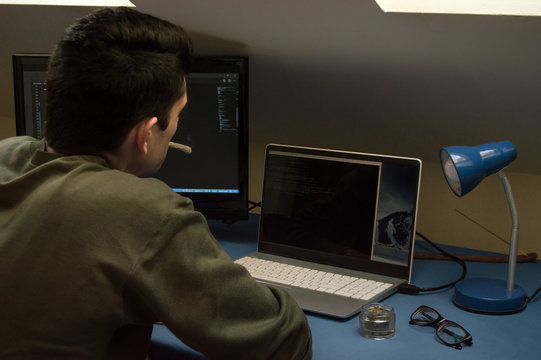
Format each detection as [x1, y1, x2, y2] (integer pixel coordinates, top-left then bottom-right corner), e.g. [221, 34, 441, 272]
[168, 141, 192, 154]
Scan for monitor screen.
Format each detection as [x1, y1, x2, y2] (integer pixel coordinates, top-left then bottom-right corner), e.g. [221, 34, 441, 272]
[12, 54, 49, 139]
[155, 56, 249, 220]
[13, 54, 249, 221]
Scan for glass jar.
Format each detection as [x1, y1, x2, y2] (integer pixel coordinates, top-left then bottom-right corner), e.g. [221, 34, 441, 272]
[359, 303, 395, 339]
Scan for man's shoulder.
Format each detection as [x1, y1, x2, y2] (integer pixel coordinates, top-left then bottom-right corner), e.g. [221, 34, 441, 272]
[69, 163, 192, 208]
[0, 136, 42, 156]
[92, 168, 189, 205]
[0, 136, 45, 181]
[48, 161, 196, 233]
[0, 135, 36, 146]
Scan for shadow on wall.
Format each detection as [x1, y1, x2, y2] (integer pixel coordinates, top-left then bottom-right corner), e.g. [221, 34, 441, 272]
[189, 29, 248, 55]
[248, 56, 541, 175]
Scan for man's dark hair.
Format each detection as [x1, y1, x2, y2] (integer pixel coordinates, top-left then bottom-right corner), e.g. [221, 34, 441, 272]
[45, 7, 193, 155]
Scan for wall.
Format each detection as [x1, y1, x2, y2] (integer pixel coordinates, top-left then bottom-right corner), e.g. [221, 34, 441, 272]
[1, 2, 540, 258]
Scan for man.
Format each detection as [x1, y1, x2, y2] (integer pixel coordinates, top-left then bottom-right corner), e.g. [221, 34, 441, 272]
[0, 7, 311, 360]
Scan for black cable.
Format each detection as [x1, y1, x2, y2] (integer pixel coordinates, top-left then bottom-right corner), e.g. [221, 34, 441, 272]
[221, 201, 262, 226]
[398, 232, 467, 295]
[526, 287, 541, 303]
[248, 201, 262, 211]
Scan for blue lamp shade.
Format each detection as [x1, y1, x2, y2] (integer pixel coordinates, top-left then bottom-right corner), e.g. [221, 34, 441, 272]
[440, 141, 517, 197]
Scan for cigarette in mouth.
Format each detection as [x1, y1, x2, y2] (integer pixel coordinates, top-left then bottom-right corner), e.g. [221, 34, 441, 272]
[168, 141, 192, 154]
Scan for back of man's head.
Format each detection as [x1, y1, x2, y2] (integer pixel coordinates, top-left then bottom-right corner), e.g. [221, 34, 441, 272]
[45, 7, 192, 155]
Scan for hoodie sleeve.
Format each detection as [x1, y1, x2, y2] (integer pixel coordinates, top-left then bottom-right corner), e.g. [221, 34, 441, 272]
[124, 199, 312, 360]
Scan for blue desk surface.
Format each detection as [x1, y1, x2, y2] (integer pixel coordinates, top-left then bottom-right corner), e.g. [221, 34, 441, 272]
[149, 215, 541, 359]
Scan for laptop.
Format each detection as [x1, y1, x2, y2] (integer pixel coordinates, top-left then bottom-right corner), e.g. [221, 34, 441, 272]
[236, 144, 422, 318]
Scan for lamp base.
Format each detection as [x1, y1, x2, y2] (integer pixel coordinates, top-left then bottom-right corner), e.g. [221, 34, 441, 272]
[453, 278, 527, 315]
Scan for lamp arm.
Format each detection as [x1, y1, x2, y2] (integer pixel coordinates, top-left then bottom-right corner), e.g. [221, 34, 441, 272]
[497, 170, 519, 292]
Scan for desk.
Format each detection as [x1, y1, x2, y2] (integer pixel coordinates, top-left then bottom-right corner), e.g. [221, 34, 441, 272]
[149, 215, 541, 359]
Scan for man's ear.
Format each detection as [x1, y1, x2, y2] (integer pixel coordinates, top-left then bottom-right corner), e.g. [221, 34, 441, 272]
[134, 117, 158, 155]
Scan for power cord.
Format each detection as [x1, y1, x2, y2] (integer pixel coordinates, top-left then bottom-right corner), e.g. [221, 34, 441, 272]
[401, 232, 541, 304]
[248, 201, 262, 211]
[398, 232, 467, 295]
[526, 287, 541, 303]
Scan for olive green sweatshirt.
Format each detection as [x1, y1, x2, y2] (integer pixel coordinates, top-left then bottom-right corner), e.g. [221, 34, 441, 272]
[0, 136, 311, 360]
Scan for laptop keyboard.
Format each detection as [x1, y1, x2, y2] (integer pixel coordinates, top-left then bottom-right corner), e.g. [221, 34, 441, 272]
[235, 257, 393, 300]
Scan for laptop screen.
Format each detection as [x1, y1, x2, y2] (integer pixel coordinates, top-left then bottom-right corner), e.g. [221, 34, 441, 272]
[259, 145, 422, 281]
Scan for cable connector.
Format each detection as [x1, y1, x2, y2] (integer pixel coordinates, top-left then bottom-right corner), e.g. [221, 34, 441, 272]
[398, 283, 421, 295]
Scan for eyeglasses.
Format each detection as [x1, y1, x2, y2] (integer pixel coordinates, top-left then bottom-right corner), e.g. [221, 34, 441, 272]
[409, 305, 473, 350]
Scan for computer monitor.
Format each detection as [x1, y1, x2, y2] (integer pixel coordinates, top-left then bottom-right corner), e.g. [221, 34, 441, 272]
[12, 54, 249, 221]
[155, 56, 249, 220]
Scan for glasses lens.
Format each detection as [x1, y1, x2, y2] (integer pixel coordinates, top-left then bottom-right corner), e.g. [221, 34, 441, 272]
[411, 307, 439, 325]
[437, 322, 468, 345]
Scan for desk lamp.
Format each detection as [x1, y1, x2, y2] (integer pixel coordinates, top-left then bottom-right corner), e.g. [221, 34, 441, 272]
[440, 141, 527, 314]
